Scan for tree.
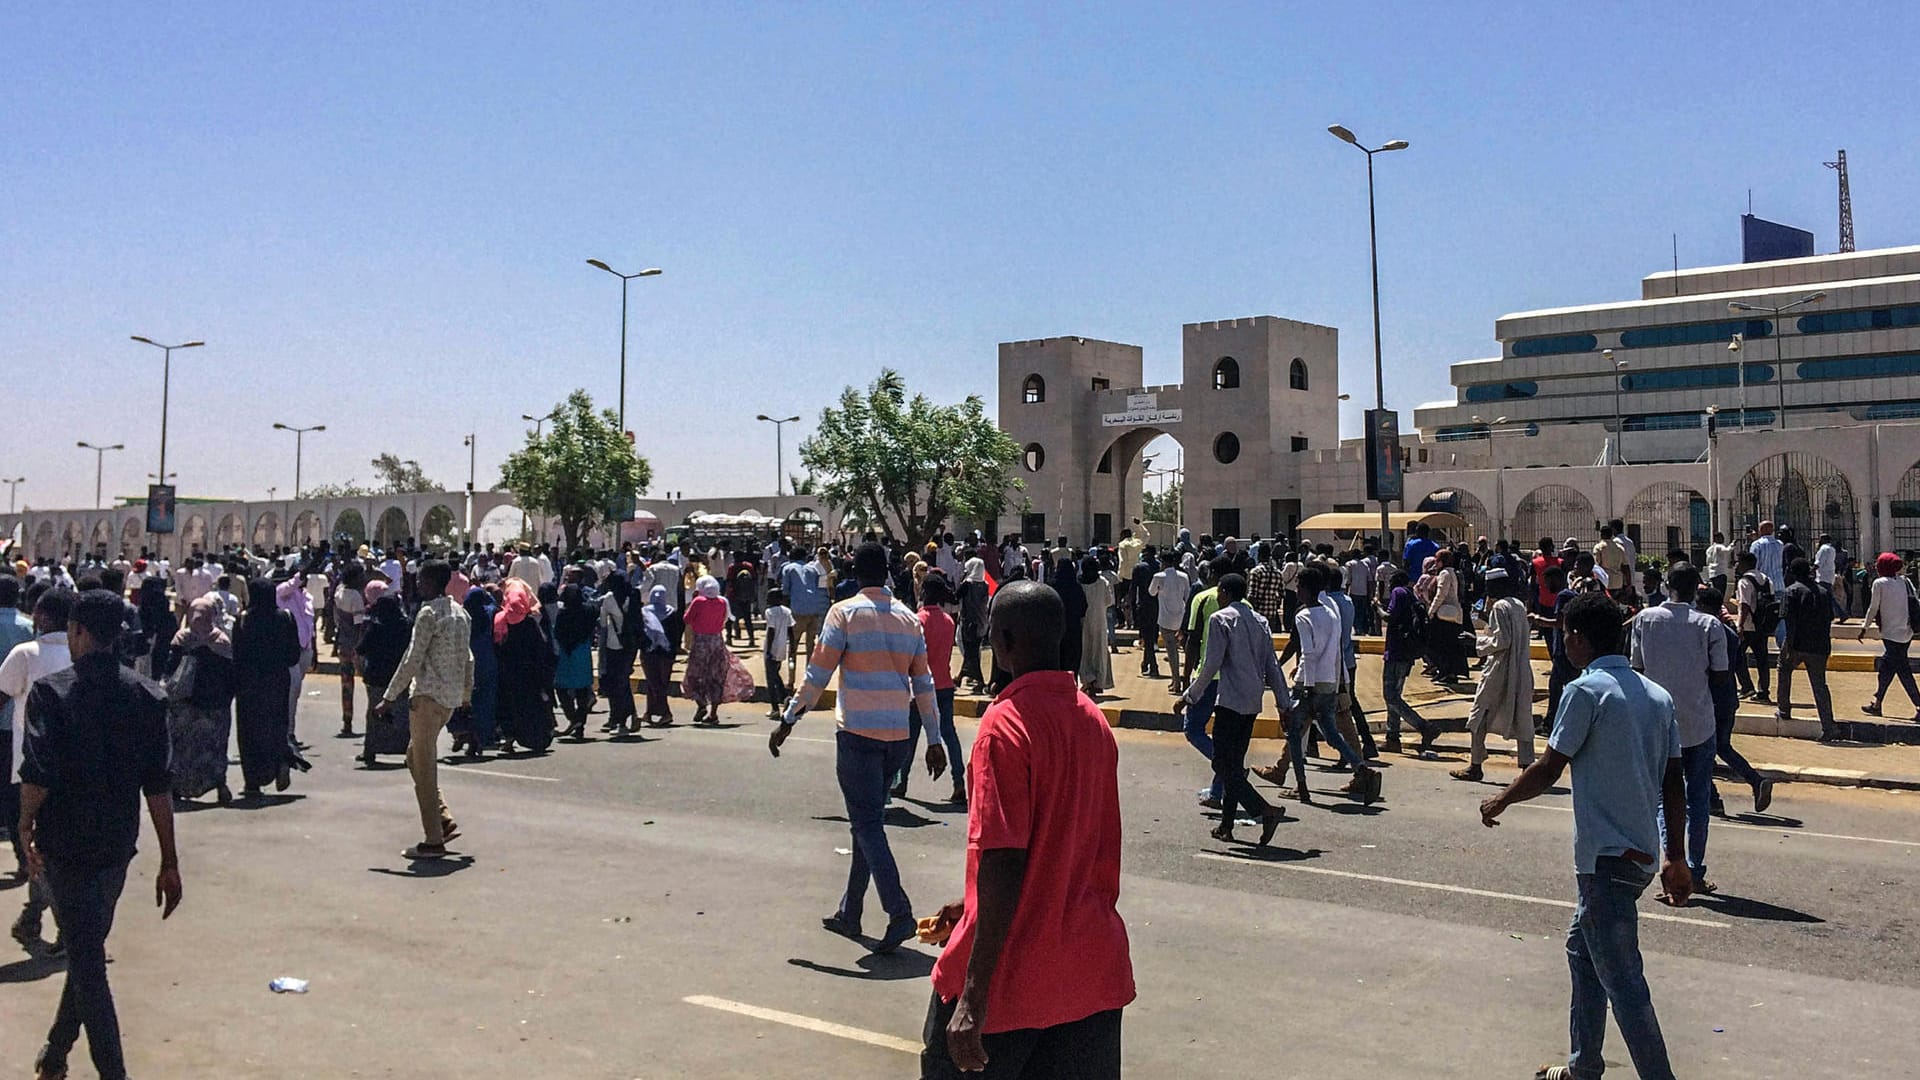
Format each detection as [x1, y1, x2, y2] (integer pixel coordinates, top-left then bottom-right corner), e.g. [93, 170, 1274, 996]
[498, 389, 653, 552]
[1142, 481, 1183, 525]
[370, 453, 440, 494]
[299, 480, 371, 499]
[798, 368, 1022, 547]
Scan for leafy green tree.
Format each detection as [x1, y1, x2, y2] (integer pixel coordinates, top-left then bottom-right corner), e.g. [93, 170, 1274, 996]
[498, 389, 653, 551]
[370, 453, 440, 494]
[1141, 481, 1182, 524]
[299, 480, 371, 499]
[798, 369, 1022, 547]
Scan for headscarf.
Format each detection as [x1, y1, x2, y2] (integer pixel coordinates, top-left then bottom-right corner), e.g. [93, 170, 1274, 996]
[1079, 554, 1101, 586]
[464, 587, 496, 653]
[641, 585, 673, 651]
[137, 576, 170, 627]
[171, 594, 232, 659]
[494, 578, 538, 644]
[362, 578, 389, 606]
[243, 578, 278, 625]
[1878, 552, 1903, 577]
[1049, 556, 1087, 623]
[554, 584, 596, 653]
[695, 574, 721, 599]
[602, 572, 631, 606]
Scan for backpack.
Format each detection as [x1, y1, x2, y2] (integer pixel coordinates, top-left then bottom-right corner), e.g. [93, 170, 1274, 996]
[1405, 595, 1430, 655]
[1743, 571, 1779, 630]
[617, 597, 646, 652]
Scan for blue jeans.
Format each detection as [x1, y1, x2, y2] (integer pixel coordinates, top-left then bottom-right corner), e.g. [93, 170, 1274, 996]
[1381, 660, 1437, 740]
[1183, 680, 1221, 800]
[835, 730, 913, 925]
[895, 688, 965, 792]
[1658, 738, 1716, 878]
[1284, 686, 1368, 796]
[40, 858, 132, 1080]
[1565, 856, 1676, 1080]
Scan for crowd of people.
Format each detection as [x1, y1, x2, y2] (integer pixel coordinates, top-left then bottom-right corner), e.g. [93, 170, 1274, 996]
[0, 507, 1896, 1079]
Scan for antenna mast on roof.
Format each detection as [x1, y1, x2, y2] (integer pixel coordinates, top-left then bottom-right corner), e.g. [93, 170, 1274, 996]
[1824, 150, 1855, 253]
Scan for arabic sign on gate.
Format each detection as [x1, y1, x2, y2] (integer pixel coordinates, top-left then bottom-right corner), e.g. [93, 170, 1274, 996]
[1102, 392, 1182, 428]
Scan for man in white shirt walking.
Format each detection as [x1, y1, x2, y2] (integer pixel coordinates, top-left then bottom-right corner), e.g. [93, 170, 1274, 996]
[1147, 560, 1191, 693]
[1, 588, 76, 949]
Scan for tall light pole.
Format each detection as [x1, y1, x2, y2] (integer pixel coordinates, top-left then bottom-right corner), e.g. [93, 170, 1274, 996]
[585, 260, 663, 435]
[463, 433, 477, 542]
[271, 422, 326, 498]
[755, 414, 802, 495]
[129, 336, 204, 484]
[5, 476, 25, 514]
[76, 441, 125, 510]
[1328, 124, 1409, 557]
[1729, 292, 1827, 430]
[521, 409, 561, 439]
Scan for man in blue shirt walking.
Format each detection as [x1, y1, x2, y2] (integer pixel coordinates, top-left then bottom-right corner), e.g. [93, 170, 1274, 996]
[1479, 591, 1691, 1080]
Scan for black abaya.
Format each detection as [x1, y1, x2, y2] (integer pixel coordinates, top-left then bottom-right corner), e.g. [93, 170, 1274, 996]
[232, 602, 307, 789]
[496, 616, 556, 751]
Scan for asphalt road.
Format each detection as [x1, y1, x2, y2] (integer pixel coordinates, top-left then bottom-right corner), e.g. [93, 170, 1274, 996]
[2, 680, 1916, 1079]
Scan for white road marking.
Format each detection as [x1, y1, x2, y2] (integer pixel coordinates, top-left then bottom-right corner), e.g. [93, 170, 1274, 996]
[1511, 802, 1920, 848]
[681, 994, 919, 1054]
[1192, 852, 1730, 928]
[440, 766, 560, 783]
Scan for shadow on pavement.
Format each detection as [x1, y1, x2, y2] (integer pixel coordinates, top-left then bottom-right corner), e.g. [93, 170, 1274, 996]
[1690, 892, 1824, 924]
[357, 761, 408, 772]
[1728, 811, 1804, 828]
[231, 794, 307, 810]
[368, 855, 476, 878]
[1206, 846, 1323, 864]
[1326, 802, 1389, 816]
[810, 810, 947, 829]
[787, 951, 935, 981]
[0, 954, 66, 984]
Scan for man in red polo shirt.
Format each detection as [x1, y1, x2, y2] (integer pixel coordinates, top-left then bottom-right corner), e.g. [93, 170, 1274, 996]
[920, 580, 1135, 1079]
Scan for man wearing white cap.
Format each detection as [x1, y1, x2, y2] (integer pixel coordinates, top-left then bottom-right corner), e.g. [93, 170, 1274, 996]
[1451, 565, 1535, 782]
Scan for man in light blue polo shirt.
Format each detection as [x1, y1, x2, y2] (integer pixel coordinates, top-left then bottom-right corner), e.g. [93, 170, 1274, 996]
[1480, 591, 1690, 1080]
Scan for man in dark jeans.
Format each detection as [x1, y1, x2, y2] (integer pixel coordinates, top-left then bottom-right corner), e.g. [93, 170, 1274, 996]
[770, 542, 940, 956]
[1777, 557, 1840, 741]
[18, 589, 183, 1080]
[1179, 573, 1289, 846]
[1734, 551, 1774, 705]
[1480, 591, 1690, 1080]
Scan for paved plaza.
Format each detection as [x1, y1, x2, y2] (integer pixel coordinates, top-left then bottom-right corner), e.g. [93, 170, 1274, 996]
[3, 681, 1917, 1079]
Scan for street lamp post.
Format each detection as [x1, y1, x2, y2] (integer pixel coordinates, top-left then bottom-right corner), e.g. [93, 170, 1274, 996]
[1729, 292, 1827, 430]
[76, 441, 125, 510]
[3, 477, 22, 514]
[463, 433, 477, 542]
[585, 260, 663, 435]
[271, 423, 326, 499]
[129, 336, 205, 483]
[755, 414, 802, 495]
[1328, 124, 1410, 557]
[1606, 350, 1629, 521]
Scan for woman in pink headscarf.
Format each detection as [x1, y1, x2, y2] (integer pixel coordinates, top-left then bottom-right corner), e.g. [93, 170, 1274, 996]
[1860, 552, 1920, 718]
[492, 579, 555, 752]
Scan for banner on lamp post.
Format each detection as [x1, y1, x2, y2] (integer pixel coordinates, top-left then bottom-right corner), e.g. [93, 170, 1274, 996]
[1365, 409, 1402, 503]
[146, 484, 177, 534]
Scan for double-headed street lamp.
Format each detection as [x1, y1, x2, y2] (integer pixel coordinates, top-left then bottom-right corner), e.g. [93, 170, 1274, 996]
[1728, 292, 1827, 430]
[1328, 124, 1409, 556]
[4, 476, 25, 514]
[585, 260, 663, 436]
[755, 414, 802, 495]
[129, 336, 204, 483]
[522, 408, 562, 439]
[77, 441, 125, 510]
[272, 422, 326, 498]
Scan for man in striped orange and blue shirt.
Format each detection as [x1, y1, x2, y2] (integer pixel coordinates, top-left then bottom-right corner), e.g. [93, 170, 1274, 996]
[770, 541, 939, 955]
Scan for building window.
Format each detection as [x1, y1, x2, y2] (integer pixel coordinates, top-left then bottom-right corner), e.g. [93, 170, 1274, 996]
[1214, 432, 1241, 464]
[1213, 357, 1240, 389]
[1799, 305, 1920, 335]
[1090, 376, 1110, 392]
[1287, 358, 1309, 391]
[1022, 443, 1045, 472]
[1463, 380, 1539, 402]
[1510, 333, 1598, 358]
[1435, 424, 1491, 442]
[1619, 319, 1772, 349]
[1092, 513, 1113, 544]
[1418, 448, 1429, 463]
[1021, 513, 1046, 540]
[1797, 353, 1920, 382]
[1212, 508, 1241, 538]
[1623, 413, 1705, 432]
[1022, 374, 1046, 404]
[1290, 436, 1309, 452]
[1621, 363, 1774, 391]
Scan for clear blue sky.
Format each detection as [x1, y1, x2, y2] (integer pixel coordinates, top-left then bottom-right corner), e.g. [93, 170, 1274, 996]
[4, 2, 1913, 512]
